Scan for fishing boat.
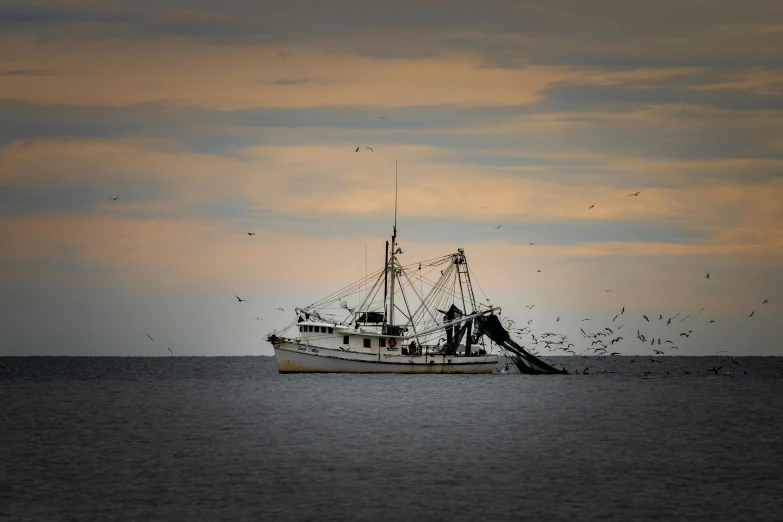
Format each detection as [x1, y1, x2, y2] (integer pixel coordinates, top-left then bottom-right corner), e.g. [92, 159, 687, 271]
[267, 164, 566, 375]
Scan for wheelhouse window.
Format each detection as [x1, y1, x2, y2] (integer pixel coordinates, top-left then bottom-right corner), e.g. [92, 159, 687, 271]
[320, 326, 327, 333]
[328, 328, 334, 334]
[363, 338, 371, 348]
[308, 325, 313, 332]
[343, 335, 349, 345]
[379, 338, 387, 348]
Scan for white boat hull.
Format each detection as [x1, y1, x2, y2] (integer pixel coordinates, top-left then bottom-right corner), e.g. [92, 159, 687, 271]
[273, 341, 498, 374]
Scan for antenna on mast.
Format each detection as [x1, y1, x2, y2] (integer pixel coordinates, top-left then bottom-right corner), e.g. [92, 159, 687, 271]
[394, 159, 398, 232]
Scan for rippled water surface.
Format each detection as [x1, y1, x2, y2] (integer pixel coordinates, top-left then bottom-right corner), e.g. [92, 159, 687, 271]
[2, 356, 783, 521]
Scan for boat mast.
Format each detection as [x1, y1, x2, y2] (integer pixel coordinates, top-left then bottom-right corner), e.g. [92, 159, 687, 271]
[388, 159, 398, 330]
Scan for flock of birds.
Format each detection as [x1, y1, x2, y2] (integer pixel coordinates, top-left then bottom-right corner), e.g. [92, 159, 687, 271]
[499, 290, 771, 377]
[106, 136, 773, 368]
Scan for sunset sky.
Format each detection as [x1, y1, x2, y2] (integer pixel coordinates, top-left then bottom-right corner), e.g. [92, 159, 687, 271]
[1, 0, 781, 356]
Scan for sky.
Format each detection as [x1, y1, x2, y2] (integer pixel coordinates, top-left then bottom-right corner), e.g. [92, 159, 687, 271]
[0, 0, 781, 356]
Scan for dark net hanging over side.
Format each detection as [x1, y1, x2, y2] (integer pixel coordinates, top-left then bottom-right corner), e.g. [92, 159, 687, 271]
[474, 315, 568, 375]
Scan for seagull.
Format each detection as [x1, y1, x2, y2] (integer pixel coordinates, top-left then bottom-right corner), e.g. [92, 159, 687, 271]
[581, 318, 591, 322]
[613, 314, 619, 321]
[667, 318, 672, 326]
[526, 305, 535, 309]
[366, 147, 373, 152]
[247, 232, 256, 235]
[699, 307, 708, 314]
[706, 272, 710, 279]
[496, 224, 502, 229]
[380, 116, 386, 119]
[537, 269, 541, 272]
[355, 146, 360, 152]
[589, 204, 595, 209]
[680, 331, 692, 337]
[529, 242, 535, 245]
[235, 295, 249, 302]
[762, 299, 768, 304]
[276, 307, 285, 311]
[749, 311, 754, 317]
[556, 317, 560, 322]
[254, 317, 263, 320]
[643, 315, 649, 322]
[710, 320, 715, 323]
[603, 289, 613, 293]
[731, 357, 739, 365]
[167, 347, 173, 356]
[708, 366, 724, 375]
[147, 334, 153, 341]
[627, 191, 642, 197]
[654, 350, 664, 355]
[108, 197, 119, 200]
[621, 306, 625, 315]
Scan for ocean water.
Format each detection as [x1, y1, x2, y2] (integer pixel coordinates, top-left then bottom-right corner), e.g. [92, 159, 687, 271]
[2, 356, 783, 521]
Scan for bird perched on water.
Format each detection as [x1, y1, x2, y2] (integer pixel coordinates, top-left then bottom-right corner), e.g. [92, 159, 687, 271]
[627, 191, 642, 197]
[235, 295, 249, 302]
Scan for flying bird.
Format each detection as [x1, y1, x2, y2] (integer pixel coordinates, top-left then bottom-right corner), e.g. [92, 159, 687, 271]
[108, 197, 119, 200]
[167, 347, 173, 356]
[749, 311, 754, 317]
[706, 272, 710, 279]
[627, 191, 642, 197]
[537, 269, 541, 272]
[235, 295, 249, 302]
[699, 307, 708, 314]
[254, 317, 263, 320]
[380, 116, 386, 119]
[276, 307, 285, 311]
[496, 224, 502, 229]
[708, 366, 724, 375]
[710, 320, 715, 323]
[643, 315, 649, 322]
[355, 146, 360, 152]
[603, 289, 613, 293]
[366, 147, 373, 152]
[247, 232, 256, 235]
[147, 334, 153, 341]
[613, 314, 619, 321]
[529, 242, 535, 245]
[526, 305, 535, 309]
[621, 306, 625, 315]
[589, 204, 595, 209]
[762, 299, 768, 304]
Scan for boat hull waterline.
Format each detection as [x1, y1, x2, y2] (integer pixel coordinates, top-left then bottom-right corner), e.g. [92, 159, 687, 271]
[273, 342, 498, 374]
